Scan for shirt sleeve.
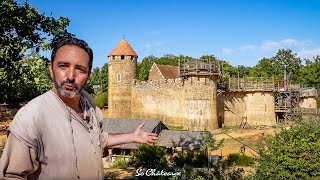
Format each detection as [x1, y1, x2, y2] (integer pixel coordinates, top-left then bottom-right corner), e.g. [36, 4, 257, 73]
[95, 107, 109, 148]
[100, 131, 109, 148]
[0, 133, 39, 179]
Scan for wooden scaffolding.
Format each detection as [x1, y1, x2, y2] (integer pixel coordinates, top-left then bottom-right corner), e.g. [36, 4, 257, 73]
[179, 59, 221, 78]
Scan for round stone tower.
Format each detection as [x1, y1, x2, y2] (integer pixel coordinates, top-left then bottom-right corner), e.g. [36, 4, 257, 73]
[108, 39, 138, 118]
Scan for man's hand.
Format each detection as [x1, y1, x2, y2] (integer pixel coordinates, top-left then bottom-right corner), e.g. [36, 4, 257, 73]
[132, 122, 159, 145]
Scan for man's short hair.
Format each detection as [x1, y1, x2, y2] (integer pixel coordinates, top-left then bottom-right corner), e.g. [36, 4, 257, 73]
[51, 37, 93, 73]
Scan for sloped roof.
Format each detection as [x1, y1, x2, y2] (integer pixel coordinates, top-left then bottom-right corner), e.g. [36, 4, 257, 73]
[108, 39, 138, 56]
[102, 118, 168, 149]
[158, 130, 211, 150]
[156, 64, 179, 79]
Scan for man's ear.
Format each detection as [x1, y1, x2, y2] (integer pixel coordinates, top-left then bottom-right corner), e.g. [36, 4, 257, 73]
[49, 62, 53, 79]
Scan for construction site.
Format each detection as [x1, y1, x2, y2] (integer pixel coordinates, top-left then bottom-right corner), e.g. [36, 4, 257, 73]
[107, 39, 318, 131]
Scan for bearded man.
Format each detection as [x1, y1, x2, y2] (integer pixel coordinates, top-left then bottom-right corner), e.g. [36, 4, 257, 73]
[0, 37, 158, 179]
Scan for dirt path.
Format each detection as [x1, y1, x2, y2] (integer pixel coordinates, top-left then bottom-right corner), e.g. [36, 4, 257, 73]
[211, 127, 276, 157]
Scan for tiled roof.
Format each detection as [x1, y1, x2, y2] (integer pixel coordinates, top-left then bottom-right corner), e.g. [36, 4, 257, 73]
[108, 39, 138, 56]
[156, 64, 179, 79]
[102, 118, 168, 149]
[158, 130, 211, 150]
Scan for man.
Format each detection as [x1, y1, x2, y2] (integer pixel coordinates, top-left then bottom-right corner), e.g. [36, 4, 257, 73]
[0, 37, 158, 179]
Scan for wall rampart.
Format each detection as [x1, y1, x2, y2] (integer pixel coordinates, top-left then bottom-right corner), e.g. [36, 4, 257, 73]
[131, 79, 218, 130]
[224, 91, 276, 127]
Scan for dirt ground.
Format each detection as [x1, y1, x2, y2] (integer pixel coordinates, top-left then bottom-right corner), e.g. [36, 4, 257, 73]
[212, 127, 276, 157]
[0, 131, 7, 142]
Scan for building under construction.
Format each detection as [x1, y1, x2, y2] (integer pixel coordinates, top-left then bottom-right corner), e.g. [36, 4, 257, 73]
[219, 75, 318, 126]
[108, 39, 318, 130]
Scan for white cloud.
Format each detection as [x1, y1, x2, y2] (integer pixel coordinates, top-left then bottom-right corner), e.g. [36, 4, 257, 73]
[222, 48, 233, 55]
[261, 41, 281, 51]
[220, 38, 320, 66]
[239, 45, 256, 51]
[297, 48, 320, 60]
[143, 42, 164, 49]
[280, 38, 300, 47]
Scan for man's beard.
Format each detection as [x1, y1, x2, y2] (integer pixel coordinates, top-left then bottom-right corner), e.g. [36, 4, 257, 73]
[53, 75, 82, 98]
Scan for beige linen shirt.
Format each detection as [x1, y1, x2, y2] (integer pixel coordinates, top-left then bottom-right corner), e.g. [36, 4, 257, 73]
[0, 90, 108, 180]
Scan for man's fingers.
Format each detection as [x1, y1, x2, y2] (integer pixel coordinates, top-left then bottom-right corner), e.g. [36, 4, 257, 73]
[148, 133, 158, 137]
[148, 135, 159, 142]
[137, 122, 145, 129]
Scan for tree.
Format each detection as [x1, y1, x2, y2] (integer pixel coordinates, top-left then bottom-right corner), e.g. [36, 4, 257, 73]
[100, 63, 108, 92]
[131, 144, 168, 169]
[299, 56, 320, 107]
[85, 67, 101, 94]
[14, 53, 51, 101]
[249, 57, 274, 77]
[85, 63, 109, 107]
[271, 49, 302, 82]
[0, 0, 71, 103]
[200, 133, 224, 171]
[137, 55, 158, 80]
[255, 119, 320, 179]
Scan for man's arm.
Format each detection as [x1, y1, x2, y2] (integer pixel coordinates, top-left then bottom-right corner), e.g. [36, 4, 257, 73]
[0, 133, 39, 179]
[105, 123, 159, 148]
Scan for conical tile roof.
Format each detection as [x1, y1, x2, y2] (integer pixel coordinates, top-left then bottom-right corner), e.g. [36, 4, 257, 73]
[108, 39, 138, 56]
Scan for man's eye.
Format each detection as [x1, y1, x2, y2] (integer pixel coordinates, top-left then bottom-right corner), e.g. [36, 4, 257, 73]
[77, 68, 85, 73]
[58, 65, 67, 69]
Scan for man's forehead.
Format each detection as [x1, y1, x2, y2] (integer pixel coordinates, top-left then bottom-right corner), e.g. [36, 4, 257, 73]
[54, 45, 90, 64]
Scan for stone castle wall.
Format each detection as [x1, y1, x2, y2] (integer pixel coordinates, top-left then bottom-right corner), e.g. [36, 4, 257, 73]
[223, 92, 276, 127]
[131, 78, 218, 131]
[299, 97, 317, 109]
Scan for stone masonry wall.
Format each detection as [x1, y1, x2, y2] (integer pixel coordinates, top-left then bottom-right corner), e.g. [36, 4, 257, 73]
[148, 64, 164, 81]
[108, 55, 136, 118]
[224, 92, 276, 127]
[299, 97, 317, 109]
[131, 78, 218, 131]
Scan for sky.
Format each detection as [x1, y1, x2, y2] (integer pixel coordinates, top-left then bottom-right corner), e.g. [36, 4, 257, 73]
[19, 0, 320, 68]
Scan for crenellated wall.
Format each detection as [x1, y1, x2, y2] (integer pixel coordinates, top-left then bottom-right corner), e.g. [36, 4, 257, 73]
[131, 78, 218, 131]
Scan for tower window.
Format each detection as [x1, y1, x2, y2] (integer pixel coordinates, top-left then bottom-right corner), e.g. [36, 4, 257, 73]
[121, 55, 125, 60]
[131, 56, 134, 60]
[112, 56, 115, 60]
[117, 73, 121, 82]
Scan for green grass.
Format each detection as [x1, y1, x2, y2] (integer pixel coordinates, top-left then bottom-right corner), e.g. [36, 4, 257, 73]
[112, 157, 128, 169]
[166, 124, 184, 130]
[226, 153, 255, 166]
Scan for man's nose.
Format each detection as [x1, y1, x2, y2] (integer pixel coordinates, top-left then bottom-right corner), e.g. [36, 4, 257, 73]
[67, 68, 75, 81]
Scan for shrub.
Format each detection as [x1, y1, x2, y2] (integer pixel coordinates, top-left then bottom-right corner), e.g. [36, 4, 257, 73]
[94, 91, 108, 108]
[131, 144, 167, 169]
[112, 156, 128, 169]
[226, 153, 255, 166]
[173, 151, 209, 168]
[255, 118, 320, 179]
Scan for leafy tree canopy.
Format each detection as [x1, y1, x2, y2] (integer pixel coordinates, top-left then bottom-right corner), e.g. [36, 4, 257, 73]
[0, 0, 72, 103]
[255, 119, 320, 179]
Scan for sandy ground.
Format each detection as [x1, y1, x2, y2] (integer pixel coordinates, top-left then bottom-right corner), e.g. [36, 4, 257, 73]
[212, 127, 276, 157]
[0, 131, 7, 142]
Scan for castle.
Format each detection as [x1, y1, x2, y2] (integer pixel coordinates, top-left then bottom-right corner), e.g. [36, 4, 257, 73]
[107, 39, 318, 131]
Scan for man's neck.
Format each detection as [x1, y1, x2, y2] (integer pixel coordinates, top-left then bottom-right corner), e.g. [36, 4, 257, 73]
[51, 87, 82, 113]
